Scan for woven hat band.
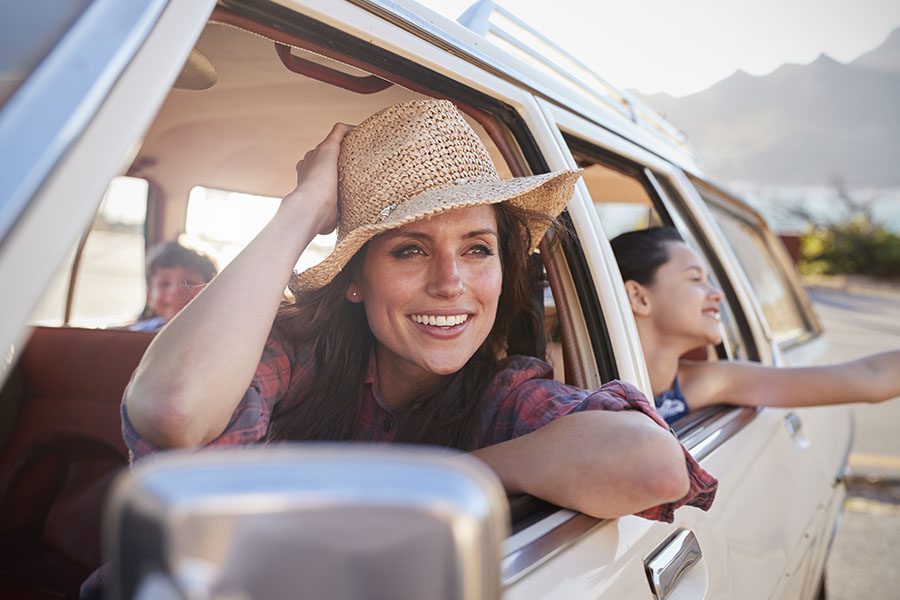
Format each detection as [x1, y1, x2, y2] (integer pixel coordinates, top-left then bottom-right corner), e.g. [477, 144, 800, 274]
[336, 99, 499, 238]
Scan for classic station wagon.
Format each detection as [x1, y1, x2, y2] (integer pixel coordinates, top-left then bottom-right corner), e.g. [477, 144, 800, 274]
[0, 1, 851, 598]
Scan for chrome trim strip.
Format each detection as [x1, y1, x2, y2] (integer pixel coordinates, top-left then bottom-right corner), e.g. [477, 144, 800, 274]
[501, 512, 601, 585]
[0, 0, 169, 248]
[681, 407, 758, 462]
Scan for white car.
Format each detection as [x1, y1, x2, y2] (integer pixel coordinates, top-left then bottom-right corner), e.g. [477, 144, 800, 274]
[0, 1, 851, 599]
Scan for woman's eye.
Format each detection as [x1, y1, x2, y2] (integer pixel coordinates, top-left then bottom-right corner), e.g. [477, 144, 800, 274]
[467, 243, 495, 256]
[390, 245, 425, 258]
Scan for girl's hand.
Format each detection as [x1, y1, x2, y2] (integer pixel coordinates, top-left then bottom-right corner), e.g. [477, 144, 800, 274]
[284, 123, 354, 235]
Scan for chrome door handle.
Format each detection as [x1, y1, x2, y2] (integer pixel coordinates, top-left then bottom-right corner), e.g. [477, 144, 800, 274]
[644, 529, 702, 600]
[784, 412, 810, 449]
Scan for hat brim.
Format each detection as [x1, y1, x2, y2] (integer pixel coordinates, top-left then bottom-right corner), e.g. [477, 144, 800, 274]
[294, 168, 582, 291]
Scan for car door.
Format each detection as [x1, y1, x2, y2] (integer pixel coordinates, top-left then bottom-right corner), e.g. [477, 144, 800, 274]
[0, 0, 216, 360]
[535, 99, 851, 599]
[689, 181, 852, 599]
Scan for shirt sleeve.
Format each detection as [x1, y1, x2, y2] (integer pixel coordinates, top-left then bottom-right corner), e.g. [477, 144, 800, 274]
[480, 356, 718, 523]
[122, 333, 297, 464]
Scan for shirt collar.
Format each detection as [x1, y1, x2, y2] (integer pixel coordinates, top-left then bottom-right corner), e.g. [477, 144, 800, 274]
[364, 347, 392, 412]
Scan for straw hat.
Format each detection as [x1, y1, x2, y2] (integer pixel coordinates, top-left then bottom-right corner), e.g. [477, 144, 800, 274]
[295, 99, 582, 290]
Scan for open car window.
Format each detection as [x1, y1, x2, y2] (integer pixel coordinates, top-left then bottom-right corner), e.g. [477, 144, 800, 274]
[559, 133, 761, 451]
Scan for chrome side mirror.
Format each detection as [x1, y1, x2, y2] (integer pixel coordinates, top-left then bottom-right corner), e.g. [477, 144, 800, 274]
[105, 445, 509, 600]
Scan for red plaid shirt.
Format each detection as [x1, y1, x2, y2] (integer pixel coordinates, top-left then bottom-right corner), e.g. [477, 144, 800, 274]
[122, 335, 716, 522]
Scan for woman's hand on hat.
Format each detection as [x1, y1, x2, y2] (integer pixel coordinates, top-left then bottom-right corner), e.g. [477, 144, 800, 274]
[285, 122, 354, 235]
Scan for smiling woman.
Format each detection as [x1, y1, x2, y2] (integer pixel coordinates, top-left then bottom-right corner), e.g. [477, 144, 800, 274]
[121, 99, 716, 529]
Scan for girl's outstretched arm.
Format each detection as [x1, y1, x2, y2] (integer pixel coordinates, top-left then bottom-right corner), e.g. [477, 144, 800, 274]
[681, 348, 900, 411]
[125, 124, 353, 450]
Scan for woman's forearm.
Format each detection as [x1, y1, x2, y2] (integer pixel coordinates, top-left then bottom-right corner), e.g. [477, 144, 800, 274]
[471, 410, 689, 519]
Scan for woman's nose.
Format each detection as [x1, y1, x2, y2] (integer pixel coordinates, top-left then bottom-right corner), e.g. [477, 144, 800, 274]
[708, 285, 723, 303]
[427, 253, 465, 299]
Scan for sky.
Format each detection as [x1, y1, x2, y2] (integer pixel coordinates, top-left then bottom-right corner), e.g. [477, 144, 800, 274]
[416, 0, 900, 97]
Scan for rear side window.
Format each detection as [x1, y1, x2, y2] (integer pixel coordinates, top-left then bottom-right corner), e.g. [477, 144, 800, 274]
[185, 186, 336, 271]
[708, 205, 808, 343]
[695, 181, 818, 346]
[29, 176, 148, 327]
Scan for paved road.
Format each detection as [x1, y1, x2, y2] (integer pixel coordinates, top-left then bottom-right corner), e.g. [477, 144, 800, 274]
[809, 286, 900, 600]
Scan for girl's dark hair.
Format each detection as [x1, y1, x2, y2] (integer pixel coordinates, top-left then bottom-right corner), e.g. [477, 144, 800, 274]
[609, 227, 684, 285]
[267, 202, 565, 450]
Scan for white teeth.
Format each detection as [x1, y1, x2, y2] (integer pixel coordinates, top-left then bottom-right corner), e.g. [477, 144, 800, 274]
[411, 314, 469, 327]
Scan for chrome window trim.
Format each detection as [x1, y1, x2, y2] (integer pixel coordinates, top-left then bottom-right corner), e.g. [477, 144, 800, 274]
[502, 512, 602, 585]
[679, 406, 758, 462]
[0, 0, 170, 248]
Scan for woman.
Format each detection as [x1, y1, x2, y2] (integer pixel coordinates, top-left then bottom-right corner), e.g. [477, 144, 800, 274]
[609, 227, 900, 424]
[123, 100, 716, 522]
[129, 240, 219, 332]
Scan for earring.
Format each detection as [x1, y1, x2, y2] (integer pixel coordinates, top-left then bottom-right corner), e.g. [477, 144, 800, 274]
[351, 291, 359, 297]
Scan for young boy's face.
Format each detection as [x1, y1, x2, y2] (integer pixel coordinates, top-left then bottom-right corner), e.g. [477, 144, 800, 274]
[147, 266, 207, 321]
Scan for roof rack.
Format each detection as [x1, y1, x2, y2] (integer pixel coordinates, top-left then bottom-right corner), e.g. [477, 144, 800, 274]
[457, 0, 691, 154]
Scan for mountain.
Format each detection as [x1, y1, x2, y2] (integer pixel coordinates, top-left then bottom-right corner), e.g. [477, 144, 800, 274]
[639, 29, 900, 186]
[852, 28, 900, 73]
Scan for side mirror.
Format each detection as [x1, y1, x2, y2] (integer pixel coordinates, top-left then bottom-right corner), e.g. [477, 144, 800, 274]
[105, 445, 509, 600]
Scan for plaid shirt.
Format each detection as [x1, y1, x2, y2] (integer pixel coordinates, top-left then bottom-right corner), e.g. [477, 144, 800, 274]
[122, 335, 716, 522]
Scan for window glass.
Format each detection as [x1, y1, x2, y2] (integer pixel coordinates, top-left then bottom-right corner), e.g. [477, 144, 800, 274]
[708, 205, 808, 343]
[0, 0, 96, 107]
[29, 176, 148, 327]
[71, 177, 148, 327]
[185, 186, 336, 271]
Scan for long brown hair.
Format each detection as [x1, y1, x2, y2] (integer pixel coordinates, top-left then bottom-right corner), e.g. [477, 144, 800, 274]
[267, 203, 564, 450]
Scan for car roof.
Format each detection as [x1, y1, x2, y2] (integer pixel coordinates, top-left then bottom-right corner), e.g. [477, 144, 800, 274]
[363, 0, 702, 171]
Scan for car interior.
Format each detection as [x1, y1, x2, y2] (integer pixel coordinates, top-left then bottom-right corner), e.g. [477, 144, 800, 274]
[0, 8, 599, 598]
